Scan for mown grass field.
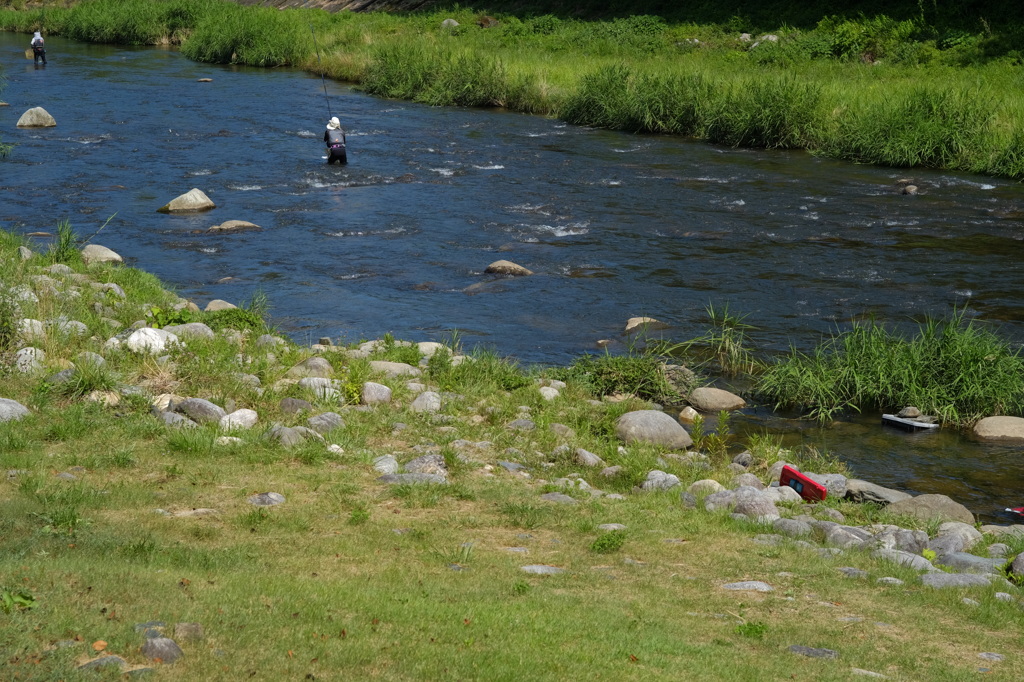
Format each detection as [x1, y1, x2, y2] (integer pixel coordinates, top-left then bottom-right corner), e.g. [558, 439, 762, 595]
[1, 0, 1023, 177]
[2, 226, 1024, 680]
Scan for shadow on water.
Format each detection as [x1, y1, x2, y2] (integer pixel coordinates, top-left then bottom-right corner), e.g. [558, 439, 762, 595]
[3, 32, 1024, 519]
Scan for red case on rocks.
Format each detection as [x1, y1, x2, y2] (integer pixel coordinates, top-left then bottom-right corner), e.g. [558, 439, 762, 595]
[779, 466, 828, 502]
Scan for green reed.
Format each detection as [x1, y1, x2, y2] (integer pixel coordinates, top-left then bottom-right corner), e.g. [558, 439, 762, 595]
[2, 0, 1024, 177]
[757, 311, 1024, 426]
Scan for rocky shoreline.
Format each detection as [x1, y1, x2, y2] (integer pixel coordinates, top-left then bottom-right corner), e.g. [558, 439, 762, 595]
[3, 236, 1024, 672]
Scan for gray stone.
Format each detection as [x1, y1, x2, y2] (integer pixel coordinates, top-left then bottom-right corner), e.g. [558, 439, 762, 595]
[507, 418, 536, 431]
[615, 410, 692, 448]
[411, 391, 442, 413]
[209, 220, 261, 232]
[176, 398, 227, 424]
[773, 518, 812, 538]
[486, 260, 533, 276]
[16, 106, 56, 128]
[936, 521, 982, 548]
[405, 454, 448, 477]
[974, 416, 1024, 440]
[262, 425, 306, 447]
[872, 548, 937, 573]
[988, 543, 1010, 558]
[280, 397, 312, 414]
[157, 188, 215, 213]
[1010, 553, 1024, 578]
[205, 299, 237, 312]
[640, 470, 681, 491]
[722, 581, 773, 592]
[497, 460, 526, 472]
[220, 408, 258, 430]
[921, 573, 992, 588]
[162, 322, 215, 340]
[767, 461, 798, 482]
[17, 246, 32, 261]
[159, 412, 197, 429]
[844, 480, 912, 505]
[248, 492, 285, 506]
[307, 412, 344, 434]
[888, 494, 975, 525]
[550, 423, 575, 438]
[823, 525, 872, 549]
[126, 327, 179, 354]
[378, 473, 446, 485]
[704, 490, 738, 512]
[75, 351, 105, 369]
[732, 473, 765, 490]
[140, 637, 184, 663]
[369, 360, 421, 377]
[521, 564, 563, 575]
[962, 597, 981, 606]
[689, 479, 726, 495]
[978, 652, 1005, 662]
[76, 655, 127, 671]
[299, 377, 340, 401]
[936, 552, 1004, 574]
[688, 386, 745, 412]
[788, 645, 839, 659]
[13, 347, 44, 373]
[994, 593, 1015, 603]
[732, 451, 754, 467]
[838, 567, 868, 579]
[876, 577, 904, 586]
[361, 381, 392, 405]
[598, 524, 627, 531]
[540, 492, 577, 504]
[575, 448, 605, 467]
[804, 472, 848, 497]
[0, 397, 30, 422]
[601, 465, 623, 478]
[734, 491, 779, 522]
[373, 455, 400, 475]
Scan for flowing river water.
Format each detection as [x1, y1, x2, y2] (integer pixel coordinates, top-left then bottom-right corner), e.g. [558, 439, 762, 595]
[3, 33, 1024, 520]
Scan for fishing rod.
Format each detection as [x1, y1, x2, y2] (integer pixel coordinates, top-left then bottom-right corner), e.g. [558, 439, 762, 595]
[310, 22, 333, 120]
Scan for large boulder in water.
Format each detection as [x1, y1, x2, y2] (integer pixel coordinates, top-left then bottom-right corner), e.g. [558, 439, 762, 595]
[974, 416, 1024, 441]
[688, 386, 745, 412]
[209, 220, 260, 232]
[17, 107, 56, 128]
[158, 188, 215, 213]
[485, 260, 533, 276]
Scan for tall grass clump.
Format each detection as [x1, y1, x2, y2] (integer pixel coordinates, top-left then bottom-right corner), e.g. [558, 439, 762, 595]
[825, 85, 998, 171]
[757, 311, 1024, 426]
[554, 351, 680, 404]
[181, 3, 308, 65]
[60, 0, 168, 44]
[362, 42, 535, 109]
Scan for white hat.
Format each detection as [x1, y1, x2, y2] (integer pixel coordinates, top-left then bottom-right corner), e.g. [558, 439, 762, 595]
[327, 117, 340, 130]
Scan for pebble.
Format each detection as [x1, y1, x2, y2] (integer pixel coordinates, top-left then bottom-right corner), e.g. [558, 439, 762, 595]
[994, 592, 1014, 602]
[521, 565, 564, 575]
[597, 524, 627, 531]
[722, 581, 773, 592]
[788, 645, 839, 659]
[140, 636, 184, 663]
[978, 652, 1004, 661]
[539, 492, 577, 505]
[247, 492, 286, 507]
[850, 669, 887, 678]
[838, 567, 868, 579]
[876, 577, 904, 586]
[962, 597, 980, 606]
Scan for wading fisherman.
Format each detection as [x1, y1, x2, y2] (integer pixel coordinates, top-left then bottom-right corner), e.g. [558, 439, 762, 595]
[31, 31, 47, 65]
[324, 117, 347, 165]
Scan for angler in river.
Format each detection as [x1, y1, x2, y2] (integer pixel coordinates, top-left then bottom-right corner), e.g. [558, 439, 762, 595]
[30, 31, 46, 65]
[324, 116, 347, 165]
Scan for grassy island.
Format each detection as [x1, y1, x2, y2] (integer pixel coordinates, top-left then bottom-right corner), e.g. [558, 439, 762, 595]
[1, 0, 1023, 177]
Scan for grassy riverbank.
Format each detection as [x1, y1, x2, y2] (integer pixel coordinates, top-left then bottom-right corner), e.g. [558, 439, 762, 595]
[1, 0, 1023, 178]
[3, 225, 1024, 679]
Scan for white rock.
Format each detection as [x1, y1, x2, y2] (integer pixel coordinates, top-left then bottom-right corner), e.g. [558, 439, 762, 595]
[81, 244, 123, 265]
[539, 386, 560, 401]
[158, 188, 216, 213]
[16, 106, 56, 128]
[220, 408, 258, 430]
[126, 328, 179, 354]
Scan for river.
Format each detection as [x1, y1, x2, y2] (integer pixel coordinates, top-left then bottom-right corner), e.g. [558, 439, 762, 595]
[3, 32, 1024, 520]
